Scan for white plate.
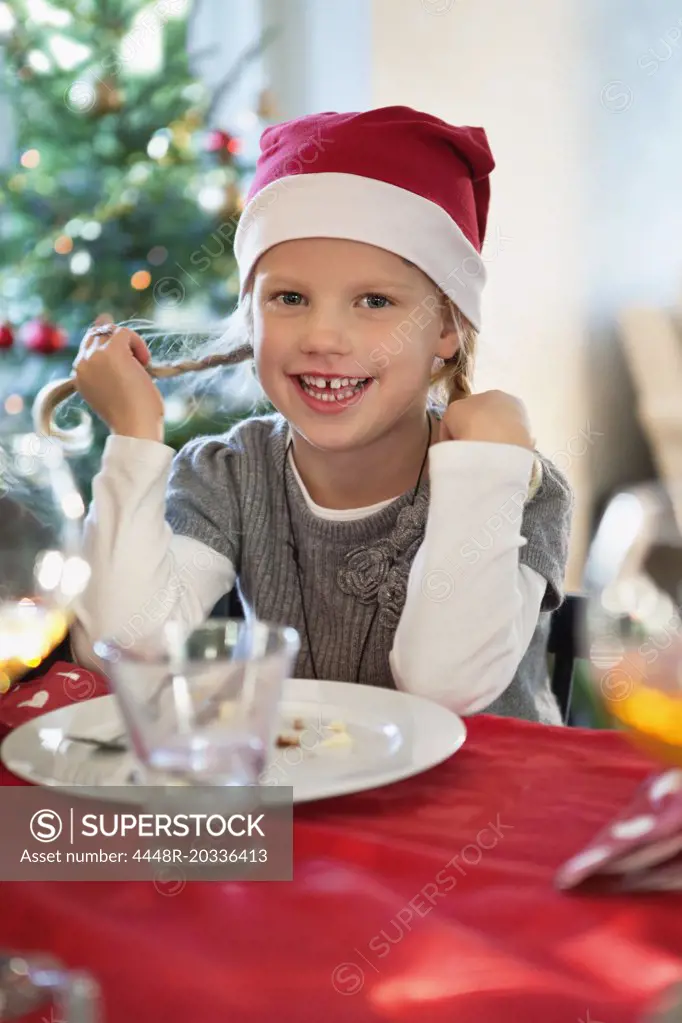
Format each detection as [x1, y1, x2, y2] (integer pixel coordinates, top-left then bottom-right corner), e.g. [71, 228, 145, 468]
[0, 679, 466, 804]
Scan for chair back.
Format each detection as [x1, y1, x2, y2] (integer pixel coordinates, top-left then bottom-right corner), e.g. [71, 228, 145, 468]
[548, 594, 585, 723]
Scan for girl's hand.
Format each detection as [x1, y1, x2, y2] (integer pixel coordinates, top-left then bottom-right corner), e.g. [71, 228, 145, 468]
[439, 390, 535, 451]
[73, 314, 165, 441]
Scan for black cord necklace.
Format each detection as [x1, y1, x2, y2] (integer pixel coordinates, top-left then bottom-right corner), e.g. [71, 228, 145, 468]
[283, 410, 432, 683]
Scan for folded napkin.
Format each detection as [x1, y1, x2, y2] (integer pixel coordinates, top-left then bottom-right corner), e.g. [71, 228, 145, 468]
[556, 767, 682, 892]
[0, 661, 110, 738]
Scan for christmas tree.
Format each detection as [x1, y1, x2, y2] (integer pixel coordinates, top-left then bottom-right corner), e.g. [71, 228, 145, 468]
[0, 0, 272, 489]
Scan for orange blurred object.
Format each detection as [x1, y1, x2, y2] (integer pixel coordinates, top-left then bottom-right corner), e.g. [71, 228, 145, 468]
[596, 648, 682, 766]
[130, 270, 151, 290]
[54, 235, 73, 254]
[20, 148, 40, 169]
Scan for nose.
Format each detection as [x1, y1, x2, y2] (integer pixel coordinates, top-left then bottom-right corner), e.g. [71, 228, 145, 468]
[298, 306, 352, 359]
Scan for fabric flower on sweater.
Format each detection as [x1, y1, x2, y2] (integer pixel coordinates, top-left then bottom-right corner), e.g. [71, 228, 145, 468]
[377, 566, 408, 629]
[389, 502, 426, 553]
[336, 490, 429, 620]
[337, 538, 395, 603]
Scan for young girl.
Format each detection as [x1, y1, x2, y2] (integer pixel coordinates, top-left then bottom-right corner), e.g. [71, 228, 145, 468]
[35, 106, 573, 724]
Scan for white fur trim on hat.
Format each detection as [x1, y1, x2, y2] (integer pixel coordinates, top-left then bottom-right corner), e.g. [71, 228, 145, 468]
[234, 172, 486, 330]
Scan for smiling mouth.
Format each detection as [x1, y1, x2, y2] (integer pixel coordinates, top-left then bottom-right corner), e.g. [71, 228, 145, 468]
[295, 374, 373, 402]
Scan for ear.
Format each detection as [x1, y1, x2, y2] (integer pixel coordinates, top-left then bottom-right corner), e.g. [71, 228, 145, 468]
[435, 302, 460, 361]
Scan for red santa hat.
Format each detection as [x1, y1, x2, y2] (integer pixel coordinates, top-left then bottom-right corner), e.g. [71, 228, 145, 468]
[233, 106, 495, 331]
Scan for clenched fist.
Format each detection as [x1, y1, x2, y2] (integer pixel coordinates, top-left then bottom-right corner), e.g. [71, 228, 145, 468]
[439, 390, 535, 451]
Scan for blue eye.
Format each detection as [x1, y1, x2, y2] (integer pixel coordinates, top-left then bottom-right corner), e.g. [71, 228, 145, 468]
[272, 291, 305, 306]
[362, 294, 393, 309]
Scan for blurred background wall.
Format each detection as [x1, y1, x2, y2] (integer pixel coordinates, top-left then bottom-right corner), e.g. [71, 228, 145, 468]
[582, 0, 682, 529]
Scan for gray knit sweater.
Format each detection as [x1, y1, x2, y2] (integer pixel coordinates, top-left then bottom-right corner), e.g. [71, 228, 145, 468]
[165, 412, 573, 724]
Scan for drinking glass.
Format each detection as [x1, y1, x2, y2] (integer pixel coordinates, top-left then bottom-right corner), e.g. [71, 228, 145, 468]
[642, 981, 682, 1022]
[0, 426, 90, 692]
[0, 950, 100, 1021]
[95, 618, 300, 786]
[584, 481, 682, 765]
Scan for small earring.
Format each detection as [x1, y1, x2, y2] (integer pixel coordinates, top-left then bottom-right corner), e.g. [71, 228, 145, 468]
[432, 356, 445, 371]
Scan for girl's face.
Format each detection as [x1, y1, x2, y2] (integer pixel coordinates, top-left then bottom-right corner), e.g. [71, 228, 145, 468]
[251, 238, 458, 450]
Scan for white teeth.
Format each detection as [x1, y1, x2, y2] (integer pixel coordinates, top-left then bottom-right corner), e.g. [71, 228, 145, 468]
[299, 376, 369, 402]
[300, 374, 368, 389]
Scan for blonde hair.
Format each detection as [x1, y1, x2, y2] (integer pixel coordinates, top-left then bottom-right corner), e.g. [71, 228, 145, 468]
[32, 291, 477, 450]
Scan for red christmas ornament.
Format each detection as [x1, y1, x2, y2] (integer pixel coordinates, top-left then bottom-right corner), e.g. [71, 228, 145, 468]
[0, 322, 14, 349]
[204, 129, 242, 159]
[205, 129, 231, 152]
[23, 318, 68, 354]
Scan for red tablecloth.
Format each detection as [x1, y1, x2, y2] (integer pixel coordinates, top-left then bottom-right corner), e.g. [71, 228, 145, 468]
[1, 666, 681, 1023]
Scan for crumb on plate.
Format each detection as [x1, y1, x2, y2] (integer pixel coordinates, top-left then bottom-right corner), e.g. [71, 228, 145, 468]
[275, 733, 300, 748]
[319, 730, 353, 749]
